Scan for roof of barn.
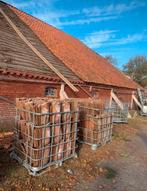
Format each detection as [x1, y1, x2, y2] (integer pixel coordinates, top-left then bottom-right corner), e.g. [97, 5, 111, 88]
[0, 1, 140, 89]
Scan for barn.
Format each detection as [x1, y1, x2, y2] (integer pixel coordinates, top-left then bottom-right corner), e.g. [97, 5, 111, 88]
[0, 1, 140, 128]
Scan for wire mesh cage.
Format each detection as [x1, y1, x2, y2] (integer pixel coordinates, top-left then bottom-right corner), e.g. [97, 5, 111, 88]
[105, 101, 129, 123]
[141, 95, 147, 116]
[111, 103, 128, 123]
[78, 106, 113, 150]
[137, 89, 147, 116]
[12, 100, 79, 175]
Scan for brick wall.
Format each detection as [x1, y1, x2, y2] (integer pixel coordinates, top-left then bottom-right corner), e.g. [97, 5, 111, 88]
[65, 86, 90, 98]
[0, 80, 60, 130]
[114, 87, 135, 108]
[66, 85, 134, 106]
[0, 80, 136, 130]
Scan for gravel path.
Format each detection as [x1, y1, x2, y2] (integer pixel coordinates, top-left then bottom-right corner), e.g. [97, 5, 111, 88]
[74, 117, 147, 191]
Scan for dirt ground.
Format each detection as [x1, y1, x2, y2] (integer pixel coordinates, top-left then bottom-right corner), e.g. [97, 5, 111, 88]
[0, 116, 147, 191]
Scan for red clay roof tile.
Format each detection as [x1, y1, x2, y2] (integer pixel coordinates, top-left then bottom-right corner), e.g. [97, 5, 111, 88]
[8, 4, 140, 89]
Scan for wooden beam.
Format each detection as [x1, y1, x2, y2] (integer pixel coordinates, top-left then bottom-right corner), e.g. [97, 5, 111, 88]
[130, 91, 134, 110]
[109, 89, 113, 108]
[132, 95, 143, 110]
[77, 85, 93, 98]
[111, 90, 124, 110]
[111, 90, 131, 118]
[59, 84, 69, 100]
[0, 7, 79, 92]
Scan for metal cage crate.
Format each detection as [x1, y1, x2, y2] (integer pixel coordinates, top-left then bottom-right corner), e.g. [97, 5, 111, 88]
[105, 101, 129, 123]
[137, 89, 147, 116]
[109, 104, 128, 123]
[78, 106, 113, 150]
[12, 108, 79, 175]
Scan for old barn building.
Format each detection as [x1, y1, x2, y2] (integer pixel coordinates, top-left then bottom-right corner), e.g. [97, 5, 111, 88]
[0, 1, 140, 127]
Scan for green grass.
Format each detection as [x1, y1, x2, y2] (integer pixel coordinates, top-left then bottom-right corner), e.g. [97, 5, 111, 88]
[113, 133, 131, 142]
[105, 167, 117, 179]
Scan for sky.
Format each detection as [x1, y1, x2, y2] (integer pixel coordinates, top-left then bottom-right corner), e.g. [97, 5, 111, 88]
[4, 0, 147, 69]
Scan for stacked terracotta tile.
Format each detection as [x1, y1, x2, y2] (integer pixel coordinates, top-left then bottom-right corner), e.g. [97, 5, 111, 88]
[15, 98, 78, 168]
[77, 100, 113, 145]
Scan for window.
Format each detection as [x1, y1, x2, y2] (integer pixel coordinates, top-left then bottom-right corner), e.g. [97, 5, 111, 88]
[91, 91, 99, 98]
[45, 87, 57, 97]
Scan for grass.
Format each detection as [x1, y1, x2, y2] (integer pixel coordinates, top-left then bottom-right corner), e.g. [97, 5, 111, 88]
[105, 167, 117, 179]
[113, 132, 131, 142]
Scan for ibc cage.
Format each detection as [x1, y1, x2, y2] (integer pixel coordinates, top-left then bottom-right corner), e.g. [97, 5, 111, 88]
[105, 101, 129, 123]
[78, 106, 113, 150]
[12, 108, 79, 175]
[111, 104, 128, 123]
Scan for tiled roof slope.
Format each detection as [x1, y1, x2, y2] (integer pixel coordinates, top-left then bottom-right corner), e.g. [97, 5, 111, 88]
[0, 2, 81, 82]
[5, 2, 140, 89]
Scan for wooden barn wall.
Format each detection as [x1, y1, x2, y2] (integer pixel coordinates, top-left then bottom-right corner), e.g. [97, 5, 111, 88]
[0, 2, 80, 82]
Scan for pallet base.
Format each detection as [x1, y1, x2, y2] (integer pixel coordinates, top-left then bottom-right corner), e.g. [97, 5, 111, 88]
[10, 150, 77, 176]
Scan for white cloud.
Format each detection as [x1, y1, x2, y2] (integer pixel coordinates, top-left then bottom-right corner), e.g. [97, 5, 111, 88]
[33, 10, 81, 28]
[32, 7, 118, 27]
[82, 1, 145, 17]
[5, 0, 70, 27]
[57, 16, 118, 26]
[4, 0, 146, 28]
[5, 0, 58, 9]
[83, 31, 147, 49]
[33, 12, 63, 28]
[113, 34, 145, 45]
[83, 30, 117, 48]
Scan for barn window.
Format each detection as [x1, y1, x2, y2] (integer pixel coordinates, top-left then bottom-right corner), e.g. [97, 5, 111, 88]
[91, 91, 97, 97]
[91, 91, 99, 98]
[45, 87, 57, 97]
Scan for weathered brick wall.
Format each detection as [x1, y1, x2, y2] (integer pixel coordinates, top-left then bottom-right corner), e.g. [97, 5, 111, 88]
[0, 81, 60, 129]
[95, 88, 111, 100]
[0, 99, 15, 130]
[0, 80, 137, 130]
[88, 86, 135, 108]
[114, 87, 135, 108]
[66, 85, 111, 100]
[66, 85, 134, 106]
[65, 86, 89, 98]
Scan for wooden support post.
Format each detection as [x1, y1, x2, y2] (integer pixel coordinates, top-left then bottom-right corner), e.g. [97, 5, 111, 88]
[111, 90, 123, 110]
[111, 90, 131, 118]
[109, 89, 113, 108]
[130, 91, 134, 110]
[78, 85, 93, 98]
[59, 84, 69, 100]
[132, 95, 143, 110]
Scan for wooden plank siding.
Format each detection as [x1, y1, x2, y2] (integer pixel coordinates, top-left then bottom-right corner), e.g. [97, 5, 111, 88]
[0, 2, 80, 82]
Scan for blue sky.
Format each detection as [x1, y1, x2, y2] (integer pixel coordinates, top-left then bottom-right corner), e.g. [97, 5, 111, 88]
[4, 0, 147, 69]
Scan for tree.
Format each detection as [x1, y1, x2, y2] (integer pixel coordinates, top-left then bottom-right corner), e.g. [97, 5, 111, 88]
[123, 56, 147, 87]
[105, 55, 118, 66]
